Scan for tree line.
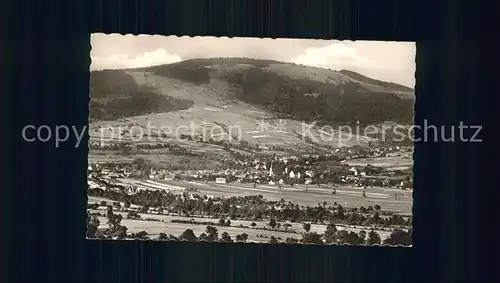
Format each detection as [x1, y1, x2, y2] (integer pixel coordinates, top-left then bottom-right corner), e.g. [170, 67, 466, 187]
[88, 187, 411, 228]
[87, 205, 411, 246]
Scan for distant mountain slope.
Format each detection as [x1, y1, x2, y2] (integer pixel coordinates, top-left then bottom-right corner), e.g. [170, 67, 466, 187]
[89, 70, 192, 120]
[338, 70, 414, 99]
[137, 58, 414, 125]
[338, 70, 414, 92]
[91, 58, 414, 125]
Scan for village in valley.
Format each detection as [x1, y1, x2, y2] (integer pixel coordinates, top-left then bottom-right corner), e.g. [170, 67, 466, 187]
[87, 134, 413, 245]
[88, 35, 415, 246]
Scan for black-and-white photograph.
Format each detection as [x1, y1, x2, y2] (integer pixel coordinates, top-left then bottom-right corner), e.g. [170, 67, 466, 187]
[87, 34, 415, 246]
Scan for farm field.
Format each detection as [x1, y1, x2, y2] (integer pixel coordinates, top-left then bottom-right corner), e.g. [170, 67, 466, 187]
[88, 196, 142, 209]
[115, 178, 412, 215]
[89, 208, 395, 243]
[342, 152, 413, 170]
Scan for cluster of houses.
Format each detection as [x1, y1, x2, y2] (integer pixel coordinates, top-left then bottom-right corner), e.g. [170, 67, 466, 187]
[87, 164, 138, 193]
[87, 144, 414, 193]
[338, 145, 412, 160]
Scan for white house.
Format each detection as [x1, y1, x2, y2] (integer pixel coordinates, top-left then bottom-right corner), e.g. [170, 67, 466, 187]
[215, 177, 227, 184]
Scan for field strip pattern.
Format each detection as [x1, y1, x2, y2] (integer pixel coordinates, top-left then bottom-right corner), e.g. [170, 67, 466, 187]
[120, 178, 394, 200]
[95, 177, 412, 213]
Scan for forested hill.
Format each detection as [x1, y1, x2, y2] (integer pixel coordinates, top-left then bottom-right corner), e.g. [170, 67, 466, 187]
[141, 58, 414, 125]
[89, 70, 192, 120]
[90, 58, 414, 125]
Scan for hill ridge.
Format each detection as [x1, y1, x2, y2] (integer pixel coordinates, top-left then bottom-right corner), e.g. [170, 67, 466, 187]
[90, 57, 414, 126]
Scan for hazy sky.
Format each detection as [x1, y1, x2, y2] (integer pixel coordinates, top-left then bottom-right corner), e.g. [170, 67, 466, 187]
[91, 33, 415, 88]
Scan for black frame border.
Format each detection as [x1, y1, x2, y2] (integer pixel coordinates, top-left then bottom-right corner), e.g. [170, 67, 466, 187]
[5, 0, 490, 282]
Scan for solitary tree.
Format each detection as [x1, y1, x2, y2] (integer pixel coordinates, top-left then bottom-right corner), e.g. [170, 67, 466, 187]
[205, 226, 219, 241]
[240, 233, 248, 242]
[367, 230, 382, 245]
[86, 212, 100, 238]
[323, 223, 338, 244]
[179, 229, 198, 242]
[220, 232, 233, 243]
[269, 236, 278, 244]
[269, 219, 277, 230]
[198, 232, 208, 241]
[358, 230, 367, 244]
[303, 223, 311, 232]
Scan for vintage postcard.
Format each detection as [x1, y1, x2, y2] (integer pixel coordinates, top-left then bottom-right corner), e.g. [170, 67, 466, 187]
[87, 34, 414, 246]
